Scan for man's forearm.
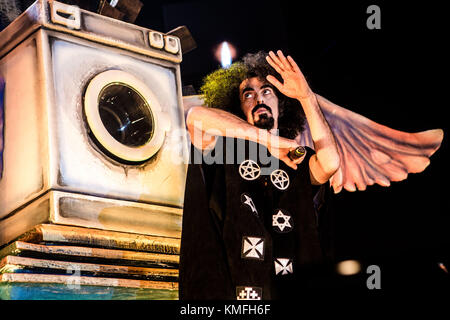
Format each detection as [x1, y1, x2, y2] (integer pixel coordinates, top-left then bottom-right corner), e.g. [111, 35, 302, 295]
[186, 106, 272, 148]
[298, 93, 340, 174]
[186, 106, 303, 169]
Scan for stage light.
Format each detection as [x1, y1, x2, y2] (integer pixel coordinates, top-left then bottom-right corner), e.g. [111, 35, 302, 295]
[220, 42, 231, 68]
[438, 262, 448, 273]
[336, 260, 361, 276]
[215, 41, 237, 69]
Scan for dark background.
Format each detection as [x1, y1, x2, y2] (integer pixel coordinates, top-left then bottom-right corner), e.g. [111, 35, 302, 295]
[134, 0, 449, 293]
[3, 0, 447, 295]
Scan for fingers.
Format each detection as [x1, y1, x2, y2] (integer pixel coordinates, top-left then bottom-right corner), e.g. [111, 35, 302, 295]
[268, 147, 298, 170]
[292, 154, 306, 165]
[267, 51, 285, 71]
[282, 156, 298, 170]
[284, 149, 307, 170]
[267, 50, 299, 73]
[281, 137, 301, 149]
[266, 75, 283, 91]
[287, 55, 301, 74]
[266, 55, 284, 74]
[277, 50, 290, 69]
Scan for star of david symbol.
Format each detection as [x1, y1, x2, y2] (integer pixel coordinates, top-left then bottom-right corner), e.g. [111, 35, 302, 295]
[239, 160, 261, 181]
[236, 286, 262, 300]
[270, 169, 289, 190]
[274, 258, 294, 275]
[272, 209, 293, 233]
[241, 193, 258, 215]
[241, 236, 265, 260]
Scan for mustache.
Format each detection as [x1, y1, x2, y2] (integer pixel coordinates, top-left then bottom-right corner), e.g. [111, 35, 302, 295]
[251, 104, 272, 115]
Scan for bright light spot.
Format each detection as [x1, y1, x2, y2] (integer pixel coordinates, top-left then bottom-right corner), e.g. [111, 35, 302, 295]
[214, 41, 237, 68]
[438, 262, 448, 273]
[336, 260, 361, 276]
[220, 41, 232, 68]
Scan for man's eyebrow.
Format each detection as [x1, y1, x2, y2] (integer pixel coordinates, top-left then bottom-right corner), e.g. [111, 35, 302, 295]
[242, 84, 273, 94]
[241, 87, 254, 94]
[260, 84, 274, 90]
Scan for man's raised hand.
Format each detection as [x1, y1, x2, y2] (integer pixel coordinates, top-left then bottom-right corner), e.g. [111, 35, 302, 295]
[265, 50, 313, 101]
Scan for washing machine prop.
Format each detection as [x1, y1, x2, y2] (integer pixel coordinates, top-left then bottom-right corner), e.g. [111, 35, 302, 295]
[0, 0, 188, 297]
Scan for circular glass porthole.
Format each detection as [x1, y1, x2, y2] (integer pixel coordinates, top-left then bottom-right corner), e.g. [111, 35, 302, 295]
[84, 70, 170, 163]
[98, 83, 154, 147]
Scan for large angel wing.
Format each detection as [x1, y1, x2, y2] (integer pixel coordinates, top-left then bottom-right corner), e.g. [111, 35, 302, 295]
[183, 94, 444, 194]
[298, 94, 444, 193]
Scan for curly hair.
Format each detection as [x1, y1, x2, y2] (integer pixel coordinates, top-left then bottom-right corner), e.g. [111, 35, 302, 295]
[199, 51, 306, 139]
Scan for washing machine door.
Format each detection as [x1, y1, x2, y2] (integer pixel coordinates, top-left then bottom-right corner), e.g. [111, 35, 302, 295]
[84, 70, 170, 163]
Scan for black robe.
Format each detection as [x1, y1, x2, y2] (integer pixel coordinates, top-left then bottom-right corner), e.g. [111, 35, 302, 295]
[179, 137, 330, 300]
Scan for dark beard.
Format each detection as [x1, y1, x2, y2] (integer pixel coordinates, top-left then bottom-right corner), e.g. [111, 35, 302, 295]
[252, 104, 275, 130]
[254, 113, 275, 130]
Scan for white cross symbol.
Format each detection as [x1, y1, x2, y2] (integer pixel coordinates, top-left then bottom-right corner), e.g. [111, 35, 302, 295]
[239, 160, 261, 181]
[242, 194, 257, 215]
[237, 287, 261, 300]
[238, 289, 248, 299]
[270, 169, 290, 190]
[249, 290, 260, 299]
[274, 258, 294, 275]
[242, 237, 264, 259]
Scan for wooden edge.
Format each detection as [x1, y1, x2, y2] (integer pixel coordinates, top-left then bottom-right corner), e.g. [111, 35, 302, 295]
[0, 255, 178, 278]
[2, 241, 179, 265]
[0, 273, 178, 290]
[18, 224, 181, 254]
[0, 242, 20, 260]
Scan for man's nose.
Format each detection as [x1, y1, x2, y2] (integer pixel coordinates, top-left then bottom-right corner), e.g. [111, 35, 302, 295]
[256, 93, 265, 104]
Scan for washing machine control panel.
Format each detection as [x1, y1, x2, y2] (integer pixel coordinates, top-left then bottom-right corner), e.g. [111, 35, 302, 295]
[42, 0, 182, 62]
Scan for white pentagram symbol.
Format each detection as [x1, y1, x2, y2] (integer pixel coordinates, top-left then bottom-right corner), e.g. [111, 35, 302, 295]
[241, 193, 258, 215]
[270, 169, 290, 190]
[272, 209, 293, 233]
[239, 159, 261, 181]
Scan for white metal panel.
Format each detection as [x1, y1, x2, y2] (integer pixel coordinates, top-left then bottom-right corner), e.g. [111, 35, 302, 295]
[0, 35, 49, 219]
[49, 35, 187, 207]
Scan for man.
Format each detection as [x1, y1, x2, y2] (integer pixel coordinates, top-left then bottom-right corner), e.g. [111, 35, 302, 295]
[179, 50, 340, 300]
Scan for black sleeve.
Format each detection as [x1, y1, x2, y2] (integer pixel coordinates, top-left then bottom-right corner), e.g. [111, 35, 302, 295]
[304, 147, 336, 262]
[179, 146, 234, 300]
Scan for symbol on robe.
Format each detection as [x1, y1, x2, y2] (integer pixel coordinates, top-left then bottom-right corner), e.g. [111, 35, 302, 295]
[236, 286, 262, 300]
[241, 236, 265, 260]
[270, 169, 289, 190]
[239, 159, 261, 181]
[241, 193, 258, 215]
[272, 209, 293, 233]
[274, 258, 294, 275]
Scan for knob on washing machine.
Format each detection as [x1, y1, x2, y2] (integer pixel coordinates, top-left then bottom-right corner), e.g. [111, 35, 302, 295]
[164, 35, 179, 54]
